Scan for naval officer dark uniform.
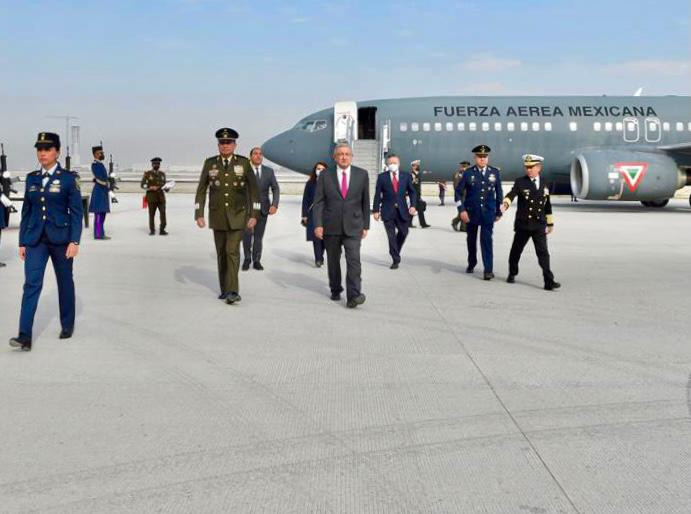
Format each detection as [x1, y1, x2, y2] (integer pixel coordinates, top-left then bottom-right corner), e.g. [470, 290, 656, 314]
[455, 145, 503, 280]
[503, 154, 560, 290]
[194, 128, 260, 304]
[141, 157, 168, 235]
[10, 132, 83, 351]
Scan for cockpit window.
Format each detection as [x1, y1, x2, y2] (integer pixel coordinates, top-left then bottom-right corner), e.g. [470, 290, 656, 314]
[295, 119, 327, 132]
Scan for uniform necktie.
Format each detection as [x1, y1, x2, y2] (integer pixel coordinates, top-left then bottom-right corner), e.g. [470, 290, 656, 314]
[255, 167, 260, 180]
[532, 178, 537, 188]
[392, 171, 399, 193]
[223, 159, 229, 170]
[340, 170, 348, 198]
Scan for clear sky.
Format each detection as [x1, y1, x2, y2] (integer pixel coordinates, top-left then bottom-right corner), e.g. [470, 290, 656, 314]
[0, 0, 688, 169]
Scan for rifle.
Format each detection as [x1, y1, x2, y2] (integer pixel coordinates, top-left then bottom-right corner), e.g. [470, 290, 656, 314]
[0, 143, 18, 214]
[108, 154, 119, 204]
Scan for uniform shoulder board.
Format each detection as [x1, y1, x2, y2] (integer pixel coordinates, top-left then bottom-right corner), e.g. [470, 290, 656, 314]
[29, 170, 41, 176]
[234, 154, 249, 162]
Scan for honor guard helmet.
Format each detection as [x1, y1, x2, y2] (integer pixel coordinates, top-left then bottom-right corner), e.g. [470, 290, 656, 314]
[92, 145, 103, 154]
[151, 157, 162, 163]
[472, 144, 491, 156]
[34, 132, 61, 150]
[215, 127, 239, 143]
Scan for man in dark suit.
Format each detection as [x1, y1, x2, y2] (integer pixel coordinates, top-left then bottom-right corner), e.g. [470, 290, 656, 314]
[313, 143, 370, 308]
[372, 154, 417, 269]
[242, 147, 279, 270]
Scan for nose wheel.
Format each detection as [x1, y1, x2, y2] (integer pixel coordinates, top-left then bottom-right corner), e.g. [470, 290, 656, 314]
[641, 199, 669, 208]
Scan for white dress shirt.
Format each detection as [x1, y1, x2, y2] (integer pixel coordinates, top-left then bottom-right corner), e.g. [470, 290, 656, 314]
[41, 163, 58, 187]
[532, 176, 540, 189]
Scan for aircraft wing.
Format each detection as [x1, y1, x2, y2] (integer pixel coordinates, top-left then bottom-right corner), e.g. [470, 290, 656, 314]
[658, 142, 691, 155]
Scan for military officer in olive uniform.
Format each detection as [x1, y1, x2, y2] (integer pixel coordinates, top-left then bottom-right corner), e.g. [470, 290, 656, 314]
[195, 128, 260, 304]
[501, 154, 560, 290]
[455, 145, 503, 280]
[141, 157, 168, 235]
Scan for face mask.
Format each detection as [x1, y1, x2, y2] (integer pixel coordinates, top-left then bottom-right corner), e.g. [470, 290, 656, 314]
[316, 169, 323, 176]
[387, 163, 399, 172]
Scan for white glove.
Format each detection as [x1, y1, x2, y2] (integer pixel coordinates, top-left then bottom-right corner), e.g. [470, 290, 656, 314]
[163, 180, 176, 191]
[1, 171, 10, 179]
[1, 193, 13, 208]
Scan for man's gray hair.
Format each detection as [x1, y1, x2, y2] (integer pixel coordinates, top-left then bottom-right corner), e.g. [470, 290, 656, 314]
[332, 142, 353, 155]
[385, 153, 400, 161]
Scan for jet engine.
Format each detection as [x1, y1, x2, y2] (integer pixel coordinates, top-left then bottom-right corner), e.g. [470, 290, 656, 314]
[570, 149, 686, 202]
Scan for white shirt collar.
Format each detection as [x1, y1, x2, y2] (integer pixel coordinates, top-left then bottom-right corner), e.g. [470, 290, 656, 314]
[531, 175, 540, 188]
[337, 165, 351, 175]
[42, 163, 58, 175]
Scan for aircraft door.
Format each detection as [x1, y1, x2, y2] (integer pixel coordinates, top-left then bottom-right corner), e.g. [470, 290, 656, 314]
[644, 117, 661, 143]
[333, 101, 358, 144]
[623, 117, 639, 143]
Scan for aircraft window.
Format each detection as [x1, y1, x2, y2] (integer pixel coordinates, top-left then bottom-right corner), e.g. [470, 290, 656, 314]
[445, 122, 454, 131]
[662, 122, 670, 131]
[616, 122, 623, 131]
[593, 122, 601, 131]
[688, 122, 691, 131]
[605, 122, 613, 131]
[481, 122, 489, 131]
[457, 122, 465, 131]
[434, 122, 442, 132]
[627, 121, 636, 131]
[544, 122, 552, 131]
[494, 122, 502, 131]
[469, 122, 477, 131]
[423, 122, 431, 132]
[569, 122, 578, 131]
[313, 120, 327, 131]
[676, 122, 684, 131]
[302, 121, 315, 131]
[411, 122, 419, 132]
[507, 122, 515, 131]
[520, 122, 528, 131]
[531, 122, 539, 131]
[400, 122, 408, 132]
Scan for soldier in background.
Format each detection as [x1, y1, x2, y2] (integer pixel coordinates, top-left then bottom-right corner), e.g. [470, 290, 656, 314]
[195, 128, 260, 304]
[141, 157, 168, 236]
[88, 145, 111, 240]
[451, 161, 470, 232]
[410, 160, 430, 228]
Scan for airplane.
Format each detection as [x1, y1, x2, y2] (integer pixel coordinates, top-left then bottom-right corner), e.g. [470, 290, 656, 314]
[262, 96, 691, 208]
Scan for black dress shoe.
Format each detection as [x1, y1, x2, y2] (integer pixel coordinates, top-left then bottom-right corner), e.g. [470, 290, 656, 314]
[330, 292, 341, 301]
[465, 266, 475, 274]
[218, 292, 228, 300]
[506, 275, 515, 283]
[544, 282, 561, 291]
[315, 260, 323, 268]
[9, 337, 31, 351]
[241, 261, 251, 271]
[149, 230, 155, 236]
[483, 272, 494, 281]
[159, 229, 168, 236]
[226, 292, 242, 304]
[0, 261, 6, 267]
[59, 330, 73, 339]
[253, 262, 264, 271]
[421, 224, 431, 228]
[390, 262, 399, 270]
[346, 294, 366, 309]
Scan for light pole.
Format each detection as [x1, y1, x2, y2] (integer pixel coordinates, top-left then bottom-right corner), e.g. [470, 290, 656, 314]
[46, 115, 78, 170]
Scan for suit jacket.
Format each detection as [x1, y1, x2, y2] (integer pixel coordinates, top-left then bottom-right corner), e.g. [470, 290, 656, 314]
[19, 165, 83, 247]
[250, 164, 279, 216]
[88, 161, 110, 213]
[503, 175, 554, 231]
[313, 165, 370, 237]
[301, 179, 318, 241]
[372, 170, 417, 222]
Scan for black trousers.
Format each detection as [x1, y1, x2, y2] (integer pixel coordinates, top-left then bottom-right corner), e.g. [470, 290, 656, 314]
[148, 198, 166, 232]
[312, 239, 325, 262]
[243, 213, 268, 263]
[508, 228, 554, 283]
[383, 212, 409, 263]
[324, 234, 362, 300]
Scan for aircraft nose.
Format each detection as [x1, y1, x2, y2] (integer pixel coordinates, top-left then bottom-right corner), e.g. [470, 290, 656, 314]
[262, 130, 294, 166]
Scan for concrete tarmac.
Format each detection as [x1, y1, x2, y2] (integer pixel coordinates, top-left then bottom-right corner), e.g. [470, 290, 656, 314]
[0, 194, 689, 513]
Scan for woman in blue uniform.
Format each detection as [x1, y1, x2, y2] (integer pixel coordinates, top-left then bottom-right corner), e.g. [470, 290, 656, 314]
[301, 162, 327, 267]
[9, 132, 83, 351]
[89, 145, 110, 239]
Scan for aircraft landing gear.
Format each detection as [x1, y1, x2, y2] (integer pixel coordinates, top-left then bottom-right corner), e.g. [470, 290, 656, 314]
[641, 199, 669, 208]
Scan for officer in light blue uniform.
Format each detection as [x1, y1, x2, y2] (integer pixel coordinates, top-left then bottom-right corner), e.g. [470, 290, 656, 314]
[9, 132, 83, 351]
[455, 144, 503, 280]
[89, 145, 111, 239]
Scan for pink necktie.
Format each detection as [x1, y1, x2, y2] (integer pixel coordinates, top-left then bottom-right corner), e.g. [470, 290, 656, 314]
[341, 170, 348, 198]
[392, 172, 399, 193]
